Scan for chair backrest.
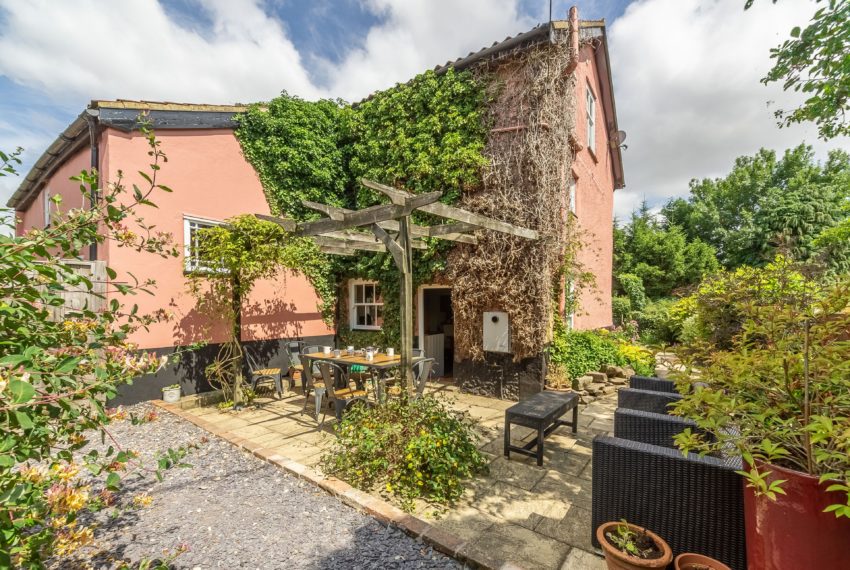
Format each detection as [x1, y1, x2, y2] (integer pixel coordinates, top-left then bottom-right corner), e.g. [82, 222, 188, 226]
[412, 358, 435, 398]
[287, 341, 305, 366]
[318, 361, 348, 401]
[244, 350, 259, 371]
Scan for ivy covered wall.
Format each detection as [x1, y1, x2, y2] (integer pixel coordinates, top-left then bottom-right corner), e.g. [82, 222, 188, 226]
[233, 31, 580, 368]
[234, 70, 493, 348]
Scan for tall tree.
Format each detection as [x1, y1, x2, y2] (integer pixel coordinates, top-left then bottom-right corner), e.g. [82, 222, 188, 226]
[615, 203, 719, 299]
[663, 144, 850, 268]
[746, 0, 850, 139]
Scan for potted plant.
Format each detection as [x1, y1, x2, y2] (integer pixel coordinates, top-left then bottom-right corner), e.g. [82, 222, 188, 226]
[674, 553, 731, 570]
[161, 383, 181, 403]
[671, 257, 850, 570]
[596, 520, 672, 570]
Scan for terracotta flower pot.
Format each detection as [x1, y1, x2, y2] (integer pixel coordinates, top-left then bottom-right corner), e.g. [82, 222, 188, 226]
[674, 552, 731, 570]
[596, 522, 673, 570]
[744, 462, 850, 570]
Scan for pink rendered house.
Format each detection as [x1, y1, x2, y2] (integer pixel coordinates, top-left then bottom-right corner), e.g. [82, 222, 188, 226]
[9, 10, 623, 403]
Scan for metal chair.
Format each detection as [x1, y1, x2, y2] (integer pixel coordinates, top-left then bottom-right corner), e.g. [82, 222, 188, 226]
[318, 361, 369, 428]
[298, 345, 326, 419]
[412, 358, 435, 398]
[245, 350, 289, 399]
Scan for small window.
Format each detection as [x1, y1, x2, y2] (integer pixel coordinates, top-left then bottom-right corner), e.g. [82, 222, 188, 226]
[586, 84, 596, 155]
[43, 188, 51, 228]
[568, 177, 577, 216]
[183, 215, 223, 272]
[350, 280, 384, 330]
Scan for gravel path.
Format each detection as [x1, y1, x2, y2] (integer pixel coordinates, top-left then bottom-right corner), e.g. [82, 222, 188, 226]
[63, 404, 460, 569]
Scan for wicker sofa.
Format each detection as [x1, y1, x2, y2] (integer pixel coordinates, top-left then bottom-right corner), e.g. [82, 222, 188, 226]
[592, 376, 746, 570]
[617, 387, 682, 415]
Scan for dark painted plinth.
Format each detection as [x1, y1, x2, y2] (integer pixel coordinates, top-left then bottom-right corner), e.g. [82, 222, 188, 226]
[111, 334, 334, 406]
[455, 352, 545, 401]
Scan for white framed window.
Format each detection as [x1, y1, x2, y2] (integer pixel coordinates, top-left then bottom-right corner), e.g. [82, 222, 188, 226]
[183, 215, 223, 272]
[586, 83, 596, 155]
[349, 280, 383, 330]
[567, 176, 577, 216]
[567, 281, 576, 329]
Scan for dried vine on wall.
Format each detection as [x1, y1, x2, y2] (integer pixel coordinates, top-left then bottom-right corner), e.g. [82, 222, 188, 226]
[449, 32, 579, 362]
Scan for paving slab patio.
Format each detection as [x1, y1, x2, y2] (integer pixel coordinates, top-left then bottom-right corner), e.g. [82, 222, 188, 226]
[181, 381, 614, 570]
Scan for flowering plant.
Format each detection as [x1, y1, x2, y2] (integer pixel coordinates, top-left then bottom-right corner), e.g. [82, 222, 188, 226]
[0, 127, 188, 566]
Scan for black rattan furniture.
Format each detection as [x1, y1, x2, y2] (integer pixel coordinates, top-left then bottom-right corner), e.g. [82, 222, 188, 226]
[504, 391, 578, 466]
[629, 375, 676, 393]
[613, 408, 697, 449]
[618, 387, 682, 415]
[592, 435, 746, 570]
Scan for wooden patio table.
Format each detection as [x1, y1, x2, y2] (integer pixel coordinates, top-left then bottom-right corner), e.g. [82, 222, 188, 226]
[302, 351, 424, 403]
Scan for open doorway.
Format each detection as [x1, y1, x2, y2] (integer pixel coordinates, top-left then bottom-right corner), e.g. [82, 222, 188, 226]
[419, 287, 453, 378]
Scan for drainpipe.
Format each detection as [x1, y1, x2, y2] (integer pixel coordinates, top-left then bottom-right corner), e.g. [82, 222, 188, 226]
[84, 107, 100, 261]
[565, 6, 580, 75]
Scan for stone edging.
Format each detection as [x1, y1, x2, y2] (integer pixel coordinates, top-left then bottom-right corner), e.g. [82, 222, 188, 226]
[151, 400, 509, 570]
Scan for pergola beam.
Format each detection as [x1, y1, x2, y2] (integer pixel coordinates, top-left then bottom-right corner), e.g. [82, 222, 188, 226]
[255, 214, 297, 232]
[361, 178, 539, 240]
[297, 191, 442, 237]
[301, 200, 478, 245]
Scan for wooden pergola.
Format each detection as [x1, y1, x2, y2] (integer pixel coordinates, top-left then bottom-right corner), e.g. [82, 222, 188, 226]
[257, 178, 538, 392]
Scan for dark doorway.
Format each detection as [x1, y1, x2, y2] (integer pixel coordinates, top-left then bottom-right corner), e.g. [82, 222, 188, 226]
[422, 288, 453, 378]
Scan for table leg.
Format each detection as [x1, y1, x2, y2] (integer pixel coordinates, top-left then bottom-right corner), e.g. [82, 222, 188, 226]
[504, 417, 511, 458]
[571, 405, 578, 433]
[536, 425, 545, 466]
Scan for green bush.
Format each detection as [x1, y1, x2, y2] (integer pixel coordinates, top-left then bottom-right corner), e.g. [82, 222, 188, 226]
[612, 295, 632, 327]
[548, 317, 653, 380]
[616, 273, 647, 312]
[634, 298, 680, 345]
[322, 396, 488, 511]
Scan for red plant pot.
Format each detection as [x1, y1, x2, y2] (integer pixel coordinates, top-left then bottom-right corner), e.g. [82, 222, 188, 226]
[744, 462, 850, 570]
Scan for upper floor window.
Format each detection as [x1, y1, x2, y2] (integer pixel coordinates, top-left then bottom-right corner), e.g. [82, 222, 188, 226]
[350, 280, 383, 330]
[183, 215, 222, 272]
[586, 84, 597, 155]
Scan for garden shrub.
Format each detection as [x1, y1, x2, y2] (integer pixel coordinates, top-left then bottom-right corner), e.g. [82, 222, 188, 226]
[634, 298, 680, 345]
[548, 317, 653, 381]
[615, 273, 647, 312]
[0, 130, 190, 566]
[612, 295, 632, 327]
[322, 396, 488, 511]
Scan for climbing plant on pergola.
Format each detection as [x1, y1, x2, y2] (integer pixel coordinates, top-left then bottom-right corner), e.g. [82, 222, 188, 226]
[258, 178, 538, 394]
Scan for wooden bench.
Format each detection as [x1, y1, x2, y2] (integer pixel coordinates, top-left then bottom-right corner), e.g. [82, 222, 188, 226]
[504, 391, 579, 466]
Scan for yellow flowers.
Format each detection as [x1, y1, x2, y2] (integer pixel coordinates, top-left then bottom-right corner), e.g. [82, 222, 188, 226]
[52, 521, 94, 556]
[19, 464, 48, 484]
[45, 483, 90, 514]
[51, 462, 81, 483]
[107, 406, 129, 421]
[132, 493, 154, 508]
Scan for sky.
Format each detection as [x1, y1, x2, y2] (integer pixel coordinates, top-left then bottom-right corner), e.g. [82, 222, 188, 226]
[0, 0, 847, 221]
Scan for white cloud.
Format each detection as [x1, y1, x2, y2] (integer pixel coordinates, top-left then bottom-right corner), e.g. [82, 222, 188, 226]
[608, 0, 850, 219]
[324, 0, 534, 101]
[1, 0, 848, 220]
[0, 0, 320, 103]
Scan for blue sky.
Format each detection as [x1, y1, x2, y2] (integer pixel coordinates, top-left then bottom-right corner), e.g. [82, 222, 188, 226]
[0, 0, 845, 219]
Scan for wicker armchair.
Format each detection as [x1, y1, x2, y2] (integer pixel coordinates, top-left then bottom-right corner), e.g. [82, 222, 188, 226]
[629, 375, 676, 393]
[592, 435, 746, 570]
[613, 408, 697, 449]
[617, 387, 682, 415]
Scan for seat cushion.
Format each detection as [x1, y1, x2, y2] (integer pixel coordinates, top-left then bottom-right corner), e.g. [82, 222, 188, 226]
[350, 364, 368, 373]
[334, 388, 367, 399]
[254, 368, 281, 376]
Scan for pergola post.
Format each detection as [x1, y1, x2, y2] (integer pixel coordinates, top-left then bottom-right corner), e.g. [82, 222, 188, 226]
[398, 215, 414, 393]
